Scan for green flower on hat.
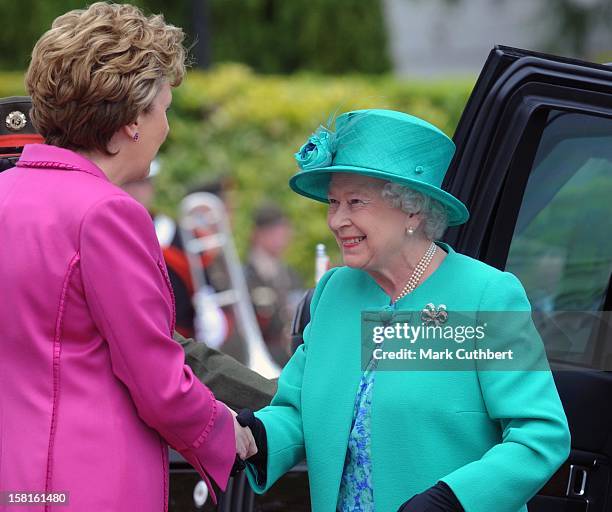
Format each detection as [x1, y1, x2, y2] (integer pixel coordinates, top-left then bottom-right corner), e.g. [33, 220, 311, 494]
[295, 128, 336, 170]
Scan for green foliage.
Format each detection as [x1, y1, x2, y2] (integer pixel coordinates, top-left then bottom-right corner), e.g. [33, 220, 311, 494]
[0, 65, 474, 284]
[0, 0, 90, 70]
[0, 0, 193, 70]
[209, 0, 390, 74]
[0, 72, 27, 97]
[0, 0, 389, 74]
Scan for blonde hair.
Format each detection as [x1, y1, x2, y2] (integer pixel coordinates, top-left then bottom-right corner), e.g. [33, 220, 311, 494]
[26, 2, 186, 154]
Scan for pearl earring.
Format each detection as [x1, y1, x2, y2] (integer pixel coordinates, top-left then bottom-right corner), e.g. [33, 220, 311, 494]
[406, 226, 415, 235]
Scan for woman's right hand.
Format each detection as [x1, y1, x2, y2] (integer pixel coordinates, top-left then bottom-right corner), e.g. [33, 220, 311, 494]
[228, 406, 258, 460]
[236, 408, 268, 485]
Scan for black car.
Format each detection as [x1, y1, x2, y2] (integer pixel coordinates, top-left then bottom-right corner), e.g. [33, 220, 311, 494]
[171, 45, 612, 512]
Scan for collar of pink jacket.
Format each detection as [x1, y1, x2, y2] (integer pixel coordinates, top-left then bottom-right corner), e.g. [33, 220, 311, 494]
[16, 143, 109, 181]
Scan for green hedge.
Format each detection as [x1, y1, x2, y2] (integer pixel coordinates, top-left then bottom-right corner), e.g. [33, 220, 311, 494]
[0, 0, 389, 74]
[208, 0, 390, 74]
[0, 66, 475, 284]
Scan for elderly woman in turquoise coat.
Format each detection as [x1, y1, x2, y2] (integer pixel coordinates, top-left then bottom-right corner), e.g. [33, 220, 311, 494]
[239, 109, 570, 512]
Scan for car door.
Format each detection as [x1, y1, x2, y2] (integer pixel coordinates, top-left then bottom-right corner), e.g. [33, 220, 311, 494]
[443, 45, 612, 512]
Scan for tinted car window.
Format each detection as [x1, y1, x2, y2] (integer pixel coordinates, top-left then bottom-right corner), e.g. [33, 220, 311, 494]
[505, 110, 612, 368]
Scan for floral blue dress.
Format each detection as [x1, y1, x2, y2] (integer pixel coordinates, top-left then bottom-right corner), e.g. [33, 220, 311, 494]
[337, 357, 377, 511]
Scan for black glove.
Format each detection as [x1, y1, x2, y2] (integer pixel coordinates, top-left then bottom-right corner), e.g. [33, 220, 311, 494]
[230, 455, 246, 476]
[236, 408, 268, 485]
[397, 481, 464, 512]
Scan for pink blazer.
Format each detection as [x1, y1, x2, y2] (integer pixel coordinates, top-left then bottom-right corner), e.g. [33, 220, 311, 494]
[0, 145, 234, 511]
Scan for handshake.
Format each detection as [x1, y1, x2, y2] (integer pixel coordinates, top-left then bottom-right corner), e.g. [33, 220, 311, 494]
[227, 406, 267, 476]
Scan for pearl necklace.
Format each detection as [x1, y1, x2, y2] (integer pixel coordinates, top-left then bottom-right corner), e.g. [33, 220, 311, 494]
[393, 242, 437, 303]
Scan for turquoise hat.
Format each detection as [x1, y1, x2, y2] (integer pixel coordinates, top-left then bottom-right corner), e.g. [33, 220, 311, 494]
[289, 109, 469, 226]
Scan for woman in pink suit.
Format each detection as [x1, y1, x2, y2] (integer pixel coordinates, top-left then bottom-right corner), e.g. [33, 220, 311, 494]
[0, 3, 255, 511]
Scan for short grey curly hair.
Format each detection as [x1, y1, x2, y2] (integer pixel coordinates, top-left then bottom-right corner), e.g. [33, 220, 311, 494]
[381, 183, 449, 240]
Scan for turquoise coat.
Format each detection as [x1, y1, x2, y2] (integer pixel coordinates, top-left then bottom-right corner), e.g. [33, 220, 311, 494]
[247, 243, 570, 511]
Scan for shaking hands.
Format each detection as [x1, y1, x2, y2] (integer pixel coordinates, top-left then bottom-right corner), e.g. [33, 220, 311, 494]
[226, 406, 258, 461]
[227, 406, 268, 479]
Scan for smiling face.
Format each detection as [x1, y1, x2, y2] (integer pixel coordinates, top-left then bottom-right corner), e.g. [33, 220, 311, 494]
[327, 173, 411, 275]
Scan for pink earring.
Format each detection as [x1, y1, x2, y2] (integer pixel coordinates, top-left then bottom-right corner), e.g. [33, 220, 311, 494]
[133, 133, 139, 142]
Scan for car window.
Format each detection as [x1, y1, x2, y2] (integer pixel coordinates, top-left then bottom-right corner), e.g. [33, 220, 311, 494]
[505, 110, 612, 368]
